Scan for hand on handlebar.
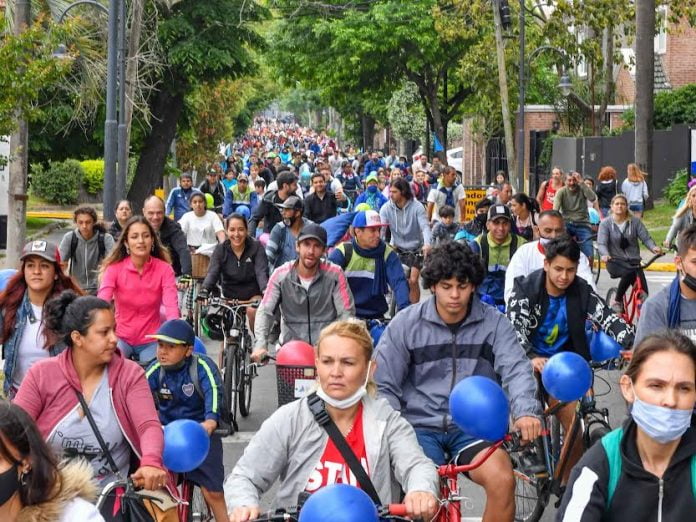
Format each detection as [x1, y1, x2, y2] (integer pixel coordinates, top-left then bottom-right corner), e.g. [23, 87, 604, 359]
[531, 357, 548, 373]
[250, 348, 268, 363]
[652, 246, 663, 255]
[403, 490, 438, 520]
[512, 416, 542, 443]
[229, 505, 261, 522]
[196, 289, 210, 302]
[130, 465, 168, 491]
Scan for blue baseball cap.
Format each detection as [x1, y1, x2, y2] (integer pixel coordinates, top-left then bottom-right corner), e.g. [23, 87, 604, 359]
[148, 319, 195, 346]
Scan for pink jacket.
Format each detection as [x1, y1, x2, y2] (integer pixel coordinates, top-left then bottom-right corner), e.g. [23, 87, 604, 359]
[13, 348, 179, 496]
[98, 257, 179, 345]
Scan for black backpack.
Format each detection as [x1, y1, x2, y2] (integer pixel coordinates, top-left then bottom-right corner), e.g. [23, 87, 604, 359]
[69, 230, 106, 266]
[479, 233, 518, 272]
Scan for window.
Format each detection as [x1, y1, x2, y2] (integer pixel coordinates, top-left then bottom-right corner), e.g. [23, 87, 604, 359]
[655, 7, 667, 55]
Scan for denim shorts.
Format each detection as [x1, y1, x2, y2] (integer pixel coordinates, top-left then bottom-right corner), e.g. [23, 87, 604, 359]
[414, 426, 491, 468]
[117, 339, 158, 364]
[628, 202, 644, 213]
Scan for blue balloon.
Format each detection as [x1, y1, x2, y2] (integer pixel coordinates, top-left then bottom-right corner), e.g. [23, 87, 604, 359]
[163, 419, 210, 473]
[449, 376, 510, 442]
[236, 205, 251, 219]
[0, 269, 17, 292]
[589, 331, 621, 362]
[299, 484, 378, 522]
[542, 352, 592, 402]
[194, 336, 207, 354]
[369, 322, 386, 346]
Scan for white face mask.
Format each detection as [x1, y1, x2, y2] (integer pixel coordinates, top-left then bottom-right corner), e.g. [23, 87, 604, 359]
[316, 361, 372, 410]
[539, 237, 552, 246]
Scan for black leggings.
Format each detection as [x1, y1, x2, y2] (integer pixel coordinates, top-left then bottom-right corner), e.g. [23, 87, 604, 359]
[616, 268, 648, 301]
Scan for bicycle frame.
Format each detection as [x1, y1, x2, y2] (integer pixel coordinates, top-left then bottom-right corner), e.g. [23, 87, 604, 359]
[614, 252, 665, 325]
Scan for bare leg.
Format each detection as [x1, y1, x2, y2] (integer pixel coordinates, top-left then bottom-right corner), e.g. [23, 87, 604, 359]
[409, 267, 421, 303]
[467, 448, 515, 522]
[202, 487, 230, 522]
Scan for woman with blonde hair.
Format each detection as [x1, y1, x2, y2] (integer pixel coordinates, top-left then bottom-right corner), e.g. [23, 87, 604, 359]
[224, 319, 438, 522]
[97, 216, 179, 364]
[621, 163, 649, 217]
[665, 184, 696, 249]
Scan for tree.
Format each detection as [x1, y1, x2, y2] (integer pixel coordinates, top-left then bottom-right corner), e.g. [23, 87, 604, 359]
[127, 0, 267, 209]
[635, 0, 655, 185]
[270, 0, 476, 157]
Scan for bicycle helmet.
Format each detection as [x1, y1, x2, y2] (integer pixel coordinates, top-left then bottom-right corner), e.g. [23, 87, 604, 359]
[201, 306, 225, 341]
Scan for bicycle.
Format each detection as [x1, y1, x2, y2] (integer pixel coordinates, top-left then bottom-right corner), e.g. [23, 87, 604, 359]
[510, 361, 617, 522]
[178, 476, 212, 522]
[203, 296, 261, 427]
[604, 251, 665, 326]
[96, 477, 180, 520]
[387, 247, 424, 317]
[249, 434, 522, 522]
[181, 273, 204, 336]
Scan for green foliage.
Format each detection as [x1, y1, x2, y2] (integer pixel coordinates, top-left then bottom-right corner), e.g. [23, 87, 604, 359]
[0, 14, 73, 137]
[387, 82, 426, 142]
[653, 85, 696, 129]
[30, 159, 83, 205]
[663, 168, 689, 207]
[80, 159, 104, 194]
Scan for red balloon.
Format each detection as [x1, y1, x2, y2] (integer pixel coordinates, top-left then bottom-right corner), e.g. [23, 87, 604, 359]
[277, 340, 315, 366]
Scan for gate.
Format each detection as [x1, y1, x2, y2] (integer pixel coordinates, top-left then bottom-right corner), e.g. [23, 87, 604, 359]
[486, 137, 508, 185]
[529, 130, 550, 198]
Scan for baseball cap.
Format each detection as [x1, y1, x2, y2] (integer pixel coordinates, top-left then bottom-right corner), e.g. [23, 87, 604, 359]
[147, 319, 195, 346]
[365, 172, 379, 184]
[352, 210, 388, 228]
[180, 172, 193, 180]
[237, 173, 249, 182]
[297, 223, 327, 247]
[277, 195, 303, 211]
[487, 204, 512, 222]
[20, 240, 60, 263]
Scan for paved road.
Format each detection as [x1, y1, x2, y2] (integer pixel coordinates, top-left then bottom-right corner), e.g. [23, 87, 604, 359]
[38, 226, 676, 520]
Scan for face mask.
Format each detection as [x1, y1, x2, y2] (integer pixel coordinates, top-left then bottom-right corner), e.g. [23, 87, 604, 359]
[161, 358, 187, 372]
[681, 270, 696, 292]
[475, 213, 487, 226]
[316, 361, 372, 410]
[0, 464, 20, 506]
[539, 237, 552, 246]
[283, 216, 297, 227]
[630, 382, 692, 444]
[367, 185, 378, 194]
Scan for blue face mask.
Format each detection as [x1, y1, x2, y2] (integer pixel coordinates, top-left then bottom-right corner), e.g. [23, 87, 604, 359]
[630, 382, 692, 444]
[367, 185, 378, 194]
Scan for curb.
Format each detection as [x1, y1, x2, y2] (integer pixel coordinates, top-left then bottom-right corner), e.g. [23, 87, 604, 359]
[595, 261, 675, 272]
[27, 220, 69, 241]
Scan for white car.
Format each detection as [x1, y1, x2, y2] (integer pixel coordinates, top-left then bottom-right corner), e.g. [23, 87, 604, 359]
[447, 147, 463, 175]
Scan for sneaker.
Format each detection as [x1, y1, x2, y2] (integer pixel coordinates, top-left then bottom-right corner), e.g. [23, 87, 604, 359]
[637, 291, 648, 302]
[611, 301, 624, 314]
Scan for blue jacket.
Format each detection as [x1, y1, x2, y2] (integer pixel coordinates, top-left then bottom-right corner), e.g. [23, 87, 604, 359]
[1, 292, 64, 396]
[363, 159, 385, 176]
[145, 354, 223, 425]
[328, 240, 410, 319]
[166, 186, 201, 221]
[222, 185, 258, 218]
[354, 190, 388, 211]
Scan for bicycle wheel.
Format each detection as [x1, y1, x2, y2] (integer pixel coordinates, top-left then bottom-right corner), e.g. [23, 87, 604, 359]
[192, 286, 202, 337]
[586, 420, 611, 448]
[512, 449, 548, 522]
[222, 342, 240, 427]
[605, 287, 617, 308]
[592, 245, 601, 284]
[187, 482, 212, 522]
[238, 336, 253, 417]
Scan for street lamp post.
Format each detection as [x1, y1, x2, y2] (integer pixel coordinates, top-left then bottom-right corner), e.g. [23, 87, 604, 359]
[58, 0, 124, 221]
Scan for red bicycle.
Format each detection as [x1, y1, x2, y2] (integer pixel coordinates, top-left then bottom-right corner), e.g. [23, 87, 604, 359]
[605, 252, 665, 325]
[250, 434, 522, 522]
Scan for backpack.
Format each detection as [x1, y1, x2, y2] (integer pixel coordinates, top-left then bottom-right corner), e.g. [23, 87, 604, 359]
[601, 427, 696, 509]
[157, 354, 232, 427]
[479, 233, 518, 272]
[69, 230, 106, 269]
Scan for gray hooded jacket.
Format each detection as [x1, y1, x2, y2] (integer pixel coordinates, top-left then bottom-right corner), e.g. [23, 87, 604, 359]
[379, 198, 432, 251]
[224, 395, 438, 509]
[375, 296, 540, 430]
[59, 230, 115, 293]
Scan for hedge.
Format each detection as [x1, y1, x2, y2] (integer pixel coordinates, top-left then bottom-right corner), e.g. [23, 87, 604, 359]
[80, 159, 104, 194]
[30, 159, 82, 205]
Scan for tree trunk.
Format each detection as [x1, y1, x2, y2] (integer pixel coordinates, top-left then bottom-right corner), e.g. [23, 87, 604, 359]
[128, 78, 186, 210]
[361, 113, 375, 151]
[597, 25, 615, 132]
[635, 0, 655, 207]
[492, 0, 516, 186]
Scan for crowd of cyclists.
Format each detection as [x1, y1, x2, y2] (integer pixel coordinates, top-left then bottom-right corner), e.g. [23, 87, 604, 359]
[0, 118, 693, 522]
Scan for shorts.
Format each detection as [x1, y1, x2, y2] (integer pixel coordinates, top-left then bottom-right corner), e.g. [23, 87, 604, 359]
[395, 248, 424, 270]
[628, 202, 643, 213]
[117, 340, 157, 364]
[184, 433, 224, 492]
[414, 426, 491, 474]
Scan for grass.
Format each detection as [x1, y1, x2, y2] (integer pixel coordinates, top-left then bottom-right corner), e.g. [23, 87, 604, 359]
[26, 217, 53, 235]
[641, 199, 675, 246]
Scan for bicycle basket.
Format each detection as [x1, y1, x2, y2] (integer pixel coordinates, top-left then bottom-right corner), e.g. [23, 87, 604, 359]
[201, 306, 225, 341]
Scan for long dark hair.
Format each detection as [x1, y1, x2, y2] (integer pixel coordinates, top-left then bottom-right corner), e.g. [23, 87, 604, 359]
[0, 260, 83, 345]
[101, 216, 172, 272]
[0, 401, 60, 506]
